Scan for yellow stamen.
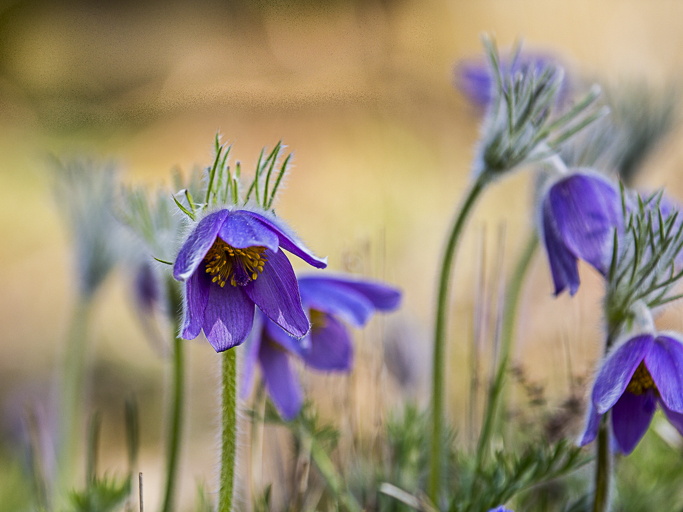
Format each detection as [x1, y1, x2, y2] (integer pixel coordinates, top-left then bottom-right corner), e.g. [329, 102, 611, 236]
[204, 237, 268, 287]
[310, 309, 327, 332]
[626, 362, 657, 395]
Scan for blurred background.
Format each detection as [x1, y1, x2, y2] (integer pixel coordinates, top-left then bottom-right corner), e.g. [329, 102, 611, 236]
[3, 0, 683, 509]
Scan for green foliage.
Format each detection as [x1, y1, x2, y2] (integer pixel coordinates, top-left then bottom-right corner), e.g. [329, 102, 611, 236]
[172, 133, 294, 221]
[66, 476, 132, 512]
[614, 418, 683, 512]
[450, 439, 590, 512]
[479, 37, 605, 177]
[0, 461, 35, 512]
[605, 187, 683, 331]
[194, 482, 216, 512]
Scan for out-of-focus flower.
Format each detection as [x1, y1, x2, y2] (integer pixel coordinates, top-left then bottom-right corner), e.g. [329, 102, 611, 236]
[488, 507, 513, 512]
[52, 158, 128, 298]
[242, 275, 401, 420]
[172, 208, 327, 352]
[580, 332, 683, 454]
[540, 171, 623, 296]
[456, 52, 568, 109]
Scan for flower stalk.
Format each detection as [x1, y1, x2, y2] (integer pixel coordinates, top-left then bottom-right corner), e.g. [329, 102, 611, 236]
[429, 172, 489, 502]
[591, 326, 619, 512]
[476, 231, 539, 468]
[58, 297, 94, 493]
[592, 417, 612, 512]
[219, 349, 238, 512]
[161, 282, 185, 512]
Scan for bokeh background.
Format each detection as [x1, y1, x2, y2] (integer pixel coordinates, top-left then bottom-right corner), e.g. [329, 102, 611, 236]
[3, 0, 683, 509]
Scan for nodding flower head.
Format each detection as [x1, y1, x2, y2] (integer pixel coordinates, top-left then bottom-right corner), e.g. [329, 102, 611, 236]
[242, 275, 401, 420]
[580, 332, 683, 454]
[172, 208, 326, 352]
[540, 170, 623, 296]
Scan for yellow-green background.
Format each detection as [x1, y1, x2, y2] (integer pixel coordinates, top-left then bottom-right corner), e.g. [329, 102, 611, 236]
[2, 0, 683, 508]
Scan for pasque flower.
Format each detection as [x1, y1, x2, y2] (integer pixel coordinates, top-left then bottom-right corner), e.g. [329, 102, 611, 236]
[172, 208, 327, 352]
[243, 275, 401, 419]
[456, 52, 567, 109]
[580, 332, 683, 454]
[540, 171, 623, 296]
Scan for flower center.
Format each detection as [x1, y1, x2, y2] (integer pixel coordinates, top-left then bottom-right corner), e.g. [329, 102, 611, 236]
[310, 309, 327, 332]
[626, 361, 657, 395]
[204, 237, 268, 287]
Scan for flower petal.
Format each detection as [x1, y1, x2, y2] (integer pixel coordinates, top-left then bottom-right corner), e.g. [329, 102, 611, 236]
[259, 340, 303, 421]
[218, 211, 280, 252]
[245, 210, 327, 269]
[299, 278, 375, 328]
[241, 311, 265, 399]
[173, 210, 229, 281]
[299, 276, 401, 324]
[541, 200, 580, 296]
[203, 283, 255, 352]
[645, 334, 683, 413]
[579, 402, 602, 447]
[660, 398, 683, 436]
[301, 313, 353, 372]
[180, 267, 211, 339]
[592, 334, 653, 414]
[547, 172, 622, 276]
[245, 248, 310, 338]
[264, 316, 308, 354]
[611, 390, 656, 454]
[455, 59, 494, 107]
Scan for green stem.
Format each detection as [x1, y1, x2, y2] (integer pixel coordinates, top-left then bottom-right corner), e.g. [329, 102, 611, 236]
[428, 173, 489, 503]
[592, 418, 612, 512]
[475, 232, 539, 469]
[160, 314, 185, 512]
[592, 327, 619, 512]
[58, 296, 93, 494]
[310, 437, 362, 512]
[219, 349, 238, 512]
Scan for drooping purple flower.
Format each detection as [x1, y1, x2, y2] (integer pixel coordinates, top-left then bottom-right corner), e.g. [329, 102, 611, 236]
[580, 332, 683, 454]
[172, 209, 327, 352]
[242, 275, 401, 420]
[134, 259, 162, 315]
[455, 52, 567, 109]
[540, 171, 623, 296]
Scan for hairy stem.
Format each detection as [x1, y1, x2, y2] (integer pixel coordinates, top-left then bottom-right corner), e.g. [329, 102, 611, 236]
[476, 232, 538, 468]
[592, 418, 612, 512]
[59, 297, 93, 493]
[428, 173, 489, 502]
[160, 314, 185, 512]
[592, 328, 618, 512]
[219, 349, 238, 512]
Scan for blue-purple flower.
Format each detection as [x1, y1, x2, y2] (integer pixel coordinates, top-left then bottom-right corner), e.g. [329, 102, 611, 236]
[580, 332, 683, 454]
[488, 508, 513, 512]
[243, 275, 402, 420]
[540, 171, 623, 296]
[172, 209, 327, 352]
[456, 52, 567, 109]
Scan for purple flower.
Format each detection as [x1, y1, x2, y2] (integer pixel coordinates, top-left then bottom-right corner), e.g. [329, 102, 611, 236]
[488, 508, 513, 512]
[540, 171, 623, 296]
[456, 53, 566, 109]
[172, 209, 327, 352]
[242, 275, 401, 420]
[580, 332, 683, 454]
[134, 259, 162, 315]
